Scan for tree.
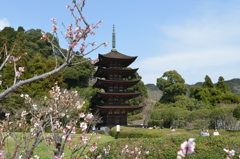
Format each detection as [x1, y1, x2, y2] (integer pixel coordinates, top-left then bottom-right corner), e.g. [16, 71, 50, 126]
[233, 104, 240, 120]
[125, 71, 148, 106]
[63, 57, 95, 88]
[157, 70, 187, 103]
[0, 0, 108, 100]
[216, 76, 230, 93]
[190, 76, 240, 106]
[202, 75, 214, 88]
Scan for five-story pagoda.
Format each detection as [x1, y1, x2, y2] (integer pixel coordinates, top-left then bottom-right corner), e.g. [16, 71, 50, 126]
[92, 26, 142, 127]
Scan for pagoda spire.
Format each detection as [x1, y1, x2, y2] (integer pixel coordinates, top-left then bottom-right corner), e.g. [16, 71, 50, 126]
[111, 25, 117, 51]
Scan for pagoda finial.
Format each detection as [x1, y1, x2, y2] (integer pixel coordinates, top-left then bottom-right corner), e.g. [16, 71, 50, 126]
[111, 24, 117, 51]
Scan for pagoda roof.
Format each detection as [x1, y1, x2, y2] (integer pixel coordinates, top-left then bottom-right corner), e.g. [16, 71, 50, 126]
[93, 79, 140, 89]
[93, 92, 141, 100]
[95, 51, 137, 67]
[96, 105, 142, 110]
[93, 67, 138, 78]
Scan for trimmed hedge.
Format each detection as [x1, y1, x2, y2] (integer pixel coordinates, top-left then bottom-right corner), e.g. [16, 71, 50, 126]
[93, 135, 240, 159]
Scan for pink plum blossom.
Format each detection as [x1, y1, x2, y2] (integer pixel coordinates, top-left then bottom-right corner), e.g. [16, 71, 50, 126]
[19, 67, 24, 72]
[52, 24, 59, 32]
[0, 81, 2, 85]
[16, 71, 22, 78]
[71, 127, 76, 134]
[96, 136, 101, 140]
[10, 56, 20, 62]
[34, 123, 40, 127]
[66, 125, 72, 129]
[85, 113, 93, 119]
[89, 146, 97, 152]
[51, 18, 57, 22]
[66, 5, 70, 8]
[62, 134, 72, 142]
[70, 42, 78, 48]
[80, 43, 85, 53]
[0, 150, 4, 159]
[63, 129, 68, 134]
[104, 42, 109, 47]
[93, 25, 99, 29]
[180, 138, 196, 155]
[79, 113, 85, 118]
[75, 27, 81, 32]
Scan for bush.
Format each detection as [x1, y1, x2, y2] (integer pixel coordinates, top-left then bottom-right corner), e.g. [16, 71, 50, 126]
[95, 136, 240, 159]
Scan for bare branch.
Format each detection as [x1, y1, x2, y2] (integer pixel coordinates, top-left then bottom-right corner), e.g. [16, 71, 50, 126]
[0, 62, 68, 100]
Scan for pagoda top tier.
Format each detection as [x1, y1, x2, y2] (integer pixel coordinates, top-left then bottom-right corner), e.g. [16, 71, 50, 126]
[95, 51, 137, 68]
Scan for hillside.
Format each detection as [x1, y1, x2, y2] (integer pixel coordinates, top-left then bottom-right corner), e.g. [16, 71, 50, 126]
[145, 84, 162, 101]
[146, 78, 240, 99]
[187, 78, 240, 95]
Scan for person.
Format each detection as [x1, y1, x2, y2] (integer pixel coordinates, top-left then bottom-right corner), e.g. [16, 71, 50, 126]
[171, 127, 175, 132]
[213, 129, 220, 135]
[205, 129, 210, 136]
[200, 129, 206, 136]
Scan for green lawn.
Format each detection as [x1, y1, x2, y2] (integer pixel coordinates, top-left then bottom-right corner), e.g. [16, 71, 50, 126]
[2, 133, 115, 159]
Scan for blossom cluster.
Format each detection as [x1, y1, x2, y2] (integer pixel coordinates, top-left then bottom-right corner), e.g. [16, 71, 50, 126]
[223, 147, 235, 159]
[177, 138, 196, 159]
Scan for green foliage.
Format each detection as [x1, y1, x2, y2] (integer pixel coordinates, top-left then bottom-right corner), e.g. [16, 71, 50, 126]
[216, 76, 230, 93]
[24, 29, 60, 58]
[190, 76, 240, 107]
[63, 58, 95, 88]
[0, 93, 27, 113]
[125, 71, 148, 105]
[145, 84, 160, 91]
[157, 70, 187, 103]
[233, 104, 240, 120]
[0, 27, 17, 51]
[101, 128, 240, 159]
[202, 75, 214, 88]
[127, 112, 143, 121]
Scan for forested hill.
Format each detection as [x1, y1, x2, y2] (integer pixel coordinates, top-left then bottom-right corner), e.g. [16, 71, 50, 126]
[187, 78, 240, 95]
[146, 78, 240, 97]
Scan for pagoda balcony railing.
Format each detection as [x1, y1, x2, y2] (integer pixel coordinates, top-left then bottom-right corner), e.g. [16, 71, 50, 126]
[105, 102, 128, 105]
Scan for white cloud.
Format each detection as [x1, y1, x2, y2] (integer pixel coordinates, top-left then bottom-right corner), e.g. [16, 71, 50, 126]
[0, 18, 10, 30]
[133, 10, 240, 85]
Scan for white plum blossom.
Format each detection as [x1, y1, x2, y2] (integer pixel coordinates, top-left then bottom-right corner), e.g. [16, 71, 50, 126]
[80, 122, 87, 131]
[224, 148, 235, 158]
[32, 104, 37, 110]
[5, 113, 10, 118]
[21, 110, 27, 117]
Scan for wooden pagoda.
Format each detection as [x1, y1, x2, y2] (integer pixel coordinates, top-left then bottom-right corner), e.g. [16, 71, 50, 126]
[92, 25, 142, 127]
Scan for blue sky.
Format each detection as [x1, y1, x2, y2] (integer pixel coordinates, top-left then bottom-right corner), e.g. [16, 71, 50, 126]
[1, 0, 240, 85]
